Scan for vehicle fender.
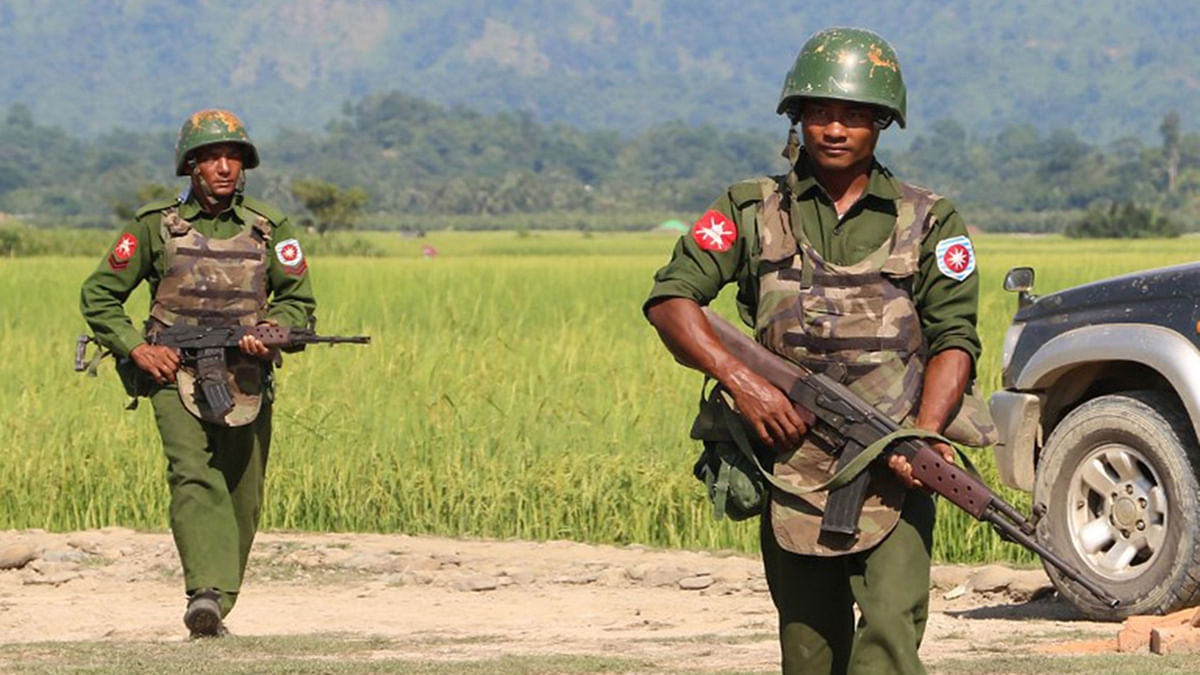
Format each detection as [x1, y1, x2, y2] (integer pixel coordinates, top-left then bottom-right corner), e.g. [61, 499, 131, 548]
[988, 390, 1039, 492]
[1013, 323, 1200, 445]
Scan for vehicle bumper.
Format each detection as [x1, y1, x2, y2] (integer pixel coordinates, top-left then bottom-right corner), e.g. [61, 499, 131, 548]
[988, 390, 1041, 492]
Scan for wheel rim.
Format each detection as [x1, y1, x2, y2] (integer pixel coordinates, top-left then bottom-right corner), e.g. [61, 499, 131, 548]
[1066, 443, 1167, 581]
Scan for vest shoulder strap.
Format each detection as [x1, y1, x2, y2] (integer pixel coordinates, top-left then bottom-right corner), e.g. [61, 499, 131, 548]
[877, 181, 942, 277]
[159, 207, 192, 238]
[896, 182, 943, 237]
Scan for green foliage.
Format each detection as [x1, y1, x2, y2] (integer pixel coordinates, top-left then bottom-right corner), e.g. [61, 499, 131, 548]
[3, 98, 1200, 234]
[1064, 202, 1182, 238]
[295, 232, 383, 257]
[8, 234, 1200, 565]
[290, 178, 369, 235]
[110, 183, 174, 222]
[0, 222, 112, 256]
[3, 1, 1199, 145]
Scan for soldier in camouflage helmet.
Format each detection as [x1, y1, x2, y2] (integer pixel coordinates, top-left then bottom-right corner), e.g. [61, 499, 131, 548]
[645, 28, 993, 674]
[80, 109, 316, 638]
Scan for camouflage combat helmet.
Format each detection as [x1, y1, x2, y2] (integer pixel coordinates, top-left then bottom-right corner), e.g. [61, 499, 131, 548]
[777, 27, 907, 128]
[174, 109, 260, 176]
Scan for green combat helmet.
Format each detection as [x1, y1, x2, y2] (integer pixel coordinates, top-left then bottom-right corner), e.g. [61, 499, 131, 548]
[777, 27, 907, 128]
[174, 109, 260, 176]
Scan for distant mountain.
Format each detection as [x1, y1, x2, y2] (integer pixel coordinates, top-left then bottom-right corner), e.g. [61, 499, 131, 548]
[1, 0, 1196, 142]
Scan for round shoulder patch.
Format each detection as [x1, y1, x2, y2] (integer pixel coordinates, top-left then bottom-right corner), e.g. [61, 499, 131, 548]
[691, 210, 738, 252]
[935, 236, 975, 281]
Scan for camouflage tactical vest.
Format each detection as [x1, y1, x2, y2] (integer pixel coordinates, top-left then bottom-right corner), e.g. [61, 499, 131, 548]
[751, 178, 994, 555]
[147, 207, 271, 427]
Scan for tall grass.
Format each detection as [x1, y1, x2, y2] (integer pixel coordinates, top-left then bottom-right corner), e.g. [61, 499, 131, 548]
[3, 232, 1198, 563]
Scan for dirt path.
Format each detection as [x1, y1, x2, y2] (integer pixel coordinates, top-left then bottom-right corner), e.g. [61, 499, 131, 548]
[0, 529, 1139, 672]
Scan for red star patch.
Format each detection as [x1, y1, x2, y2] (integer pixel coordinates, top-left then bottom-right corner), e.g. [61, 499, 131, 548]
[108, 232, 138, 270]
[691, 210, 737, 252]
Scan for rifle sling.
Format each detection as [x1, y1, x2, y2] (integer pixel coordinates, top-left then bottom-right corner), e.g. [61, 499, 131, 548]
[720, 400, 966, 498]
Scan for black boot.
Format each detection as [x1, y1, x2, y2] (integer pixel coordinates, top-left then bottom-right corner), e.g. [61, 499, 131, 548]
[184, 588, 227, 638]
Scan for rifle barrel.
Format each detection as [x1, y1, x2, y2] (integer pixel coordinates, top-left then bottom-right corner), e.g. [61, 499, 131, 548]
[983, 507, 1120, 608]
[302, 335, 371, 344]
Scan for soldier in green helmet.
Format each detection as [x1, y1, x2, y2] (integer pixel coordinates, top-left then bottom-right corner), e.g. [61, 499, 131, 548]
[645, 27, 994, 674]
[80, 109, 315, 638]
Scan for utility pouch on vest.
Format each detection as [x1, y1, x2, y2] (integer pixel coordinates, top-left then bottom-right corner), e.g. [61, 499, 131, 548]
[690, 383, 768, 521]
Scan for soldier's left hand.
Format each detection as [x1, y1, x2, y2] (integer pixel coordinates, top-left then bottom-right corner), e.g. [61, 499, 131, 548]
[239, 320, 280, 360]
[888, 440, 955, 490]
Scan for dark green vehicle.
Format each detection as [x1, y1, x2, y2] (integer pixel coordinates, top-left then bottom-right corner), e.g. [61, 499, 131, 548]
[991, 264, 1200, 618]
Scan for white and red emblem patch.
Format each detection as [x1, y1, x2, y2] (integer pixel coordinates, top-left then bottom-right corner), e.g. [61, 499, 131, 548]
[935, 235, 976, 281]
[691, 210, 737, 252]
[108, 232, 138, 270]
[274, 238, 307, 275]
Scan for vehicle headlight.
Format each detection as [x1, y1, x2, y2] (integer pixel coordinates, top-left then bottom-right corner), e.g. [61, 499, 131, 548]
[1001, 322, 1025, 372]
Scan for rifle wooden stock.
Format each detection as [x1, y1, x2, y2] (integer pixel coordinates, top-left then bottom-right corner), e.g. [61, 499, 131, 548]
[701, 307, 1118, 608]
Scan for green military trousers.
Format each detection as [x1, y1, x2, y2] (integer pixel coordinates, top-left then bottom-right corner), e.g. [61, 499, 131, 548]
[150, 385, 271, 617]
[761, 489, 936, 675]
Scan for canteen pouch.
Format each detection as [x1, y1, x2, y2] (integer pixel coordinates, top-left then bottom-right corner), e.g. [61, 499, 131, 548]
[114, 356, 153, 410]
[690, 382, 768, 521]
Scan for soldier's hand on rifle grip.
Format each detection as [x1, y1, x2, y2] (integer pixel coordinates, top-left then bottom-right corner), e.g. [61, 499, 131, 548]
[240, 320, 279, 361]
[130, 343, 181, 385]
[725, 365, 813, 448]
[888, 439, 955, 490]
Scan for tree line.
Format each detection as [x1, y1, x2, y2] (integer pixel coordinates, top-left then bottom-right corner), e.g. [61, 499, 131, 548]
[2, 94, 1197, 236]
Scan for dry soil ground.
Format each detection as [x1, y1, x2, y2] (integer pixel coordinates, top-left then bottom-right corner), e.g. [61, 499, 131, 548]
[1, 528, 1198, 674]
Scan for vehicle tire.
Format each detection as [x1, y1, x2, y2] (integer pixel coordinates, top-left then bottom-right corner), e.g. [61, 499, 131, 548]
[1033, 390, 1200, 619]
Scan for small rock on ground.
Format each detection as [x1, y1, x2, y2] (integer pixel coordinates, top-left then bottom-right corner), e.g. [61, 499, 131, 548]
[0, 544, 36, 570]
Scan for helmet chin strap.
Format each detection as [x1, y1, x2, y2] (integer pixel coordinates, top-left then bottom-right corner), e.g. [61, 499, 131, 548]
[781, 125, 801, 166]
[782, 124, 802, 200]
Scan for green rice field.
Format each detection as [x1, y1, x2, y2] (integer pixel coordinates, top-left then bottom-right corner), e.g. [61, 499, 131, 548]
[3, 231, 1198, 563]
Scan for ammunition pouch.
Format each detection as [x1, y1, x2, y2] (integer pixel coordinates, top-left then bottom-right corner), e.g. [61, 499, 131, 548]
[690, 383, 768, 521]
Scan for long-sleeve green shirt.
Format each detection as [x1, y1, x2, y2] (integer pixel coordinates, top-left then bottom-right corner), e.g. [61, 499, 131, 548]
[80, 192, 316, 358]
[645, 154, 982, 365]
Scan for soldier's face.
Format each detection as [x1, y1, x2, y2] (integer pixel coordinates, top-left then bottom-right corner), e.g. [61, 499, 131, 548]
[797, 100, 880, 174]
[191, 143, 244, 197]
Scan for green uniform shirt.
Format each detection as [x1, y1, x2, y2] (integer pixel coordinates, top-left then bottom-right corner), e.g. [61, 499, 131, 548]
[645, 154, 981, 364]
[80, 192, 316, 358]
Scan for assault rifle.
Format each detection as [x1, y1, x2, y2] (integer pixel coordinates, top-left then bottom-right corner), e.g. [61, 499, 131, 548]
[76, 324, 369, 417]
[153, 324, 369, 416]
[702, 308, 1118, 608]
